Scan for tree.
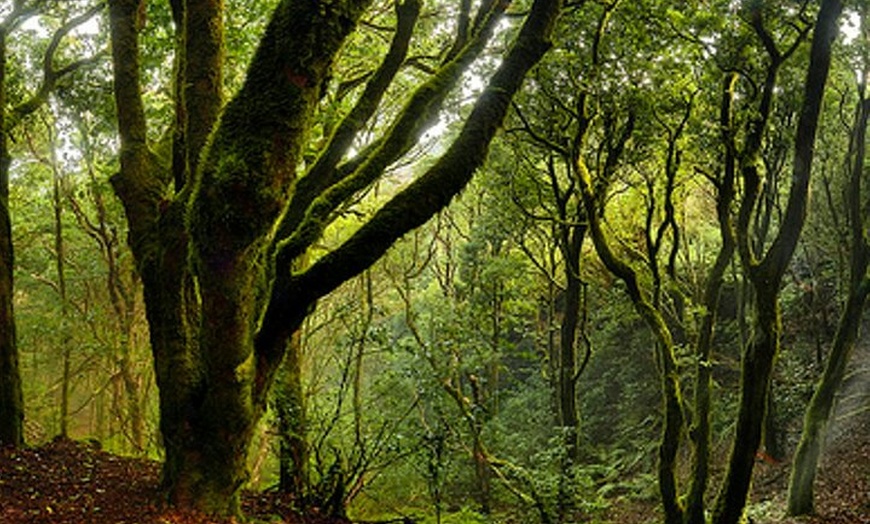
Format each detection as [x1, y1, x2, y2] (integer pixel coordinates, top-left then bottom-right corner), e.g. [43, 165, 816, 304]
[788, 5, 870, 513]
[0, 0, 103, 447]
[712, 1, 843, 522]
[514, 3, 691, 522]
[505, 4, 639, 518]
[105, 0, 562, 516]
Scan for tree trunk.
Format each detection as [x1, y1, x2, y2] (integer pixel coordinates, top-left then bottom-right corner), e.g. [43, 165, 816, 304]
[0, 29, 24, 448]
[277, 330, 308, 502]
[788, 284, 867, 514]
[686, 72, 738, 524]
[108, 0, 562, 515]
[788, 86, 870, 517]
[472, 425, 492, 514]
[712, 284, 779, 524]
[52, 160, 72, 439]
[577, 160, 685, 524]
[558, 228, 584, 463]
[713, 2, 842, 522]
[0, 159, 22, 448]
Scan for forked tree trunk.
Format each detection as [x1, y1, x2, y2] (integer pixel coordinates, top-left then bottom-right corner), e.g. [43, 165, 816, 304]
[712, 2, 842, 522]
[108, 0, 562, 515]
[686, 72, 738, 524]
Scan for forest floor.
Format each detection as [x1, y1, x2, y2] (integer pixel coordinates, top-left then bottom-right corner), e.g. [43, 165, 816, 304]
[0, 415, 867, 524]
[747, 409, 870, 524]
[0, 437, 344, 524]
[606, 407, 870, 524]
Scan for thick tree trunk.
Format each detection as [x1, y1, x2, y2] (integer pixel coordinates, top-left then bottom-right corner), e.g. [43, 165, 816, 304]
[109, 0, 562, 515]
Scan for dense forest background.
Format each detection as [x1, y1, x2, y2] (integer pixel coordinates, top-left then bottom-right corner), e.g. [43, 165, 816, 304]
[0, 0, 868, 523]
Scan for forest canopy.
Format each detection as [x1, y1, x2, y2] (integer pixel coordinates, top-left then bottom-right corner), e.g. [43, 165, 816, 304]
[0, 0, 868, 523]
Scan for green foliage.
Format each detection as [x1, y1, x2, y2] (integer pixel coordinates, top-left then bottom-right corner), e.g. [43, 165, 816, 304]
[3, 0, 867, 520]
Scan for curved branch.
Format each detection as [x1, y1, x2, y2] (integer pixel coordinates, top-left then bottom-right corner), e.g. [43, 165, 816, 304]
[10, 3, 105, 126]
[274, 0, 510, 266]
[273, 0, 422, 246]
[254, 0, 563, 400]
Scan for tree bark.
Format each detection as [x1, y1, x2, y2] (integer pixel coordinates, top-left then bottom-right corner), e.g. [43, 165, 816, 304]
[277, 330, 308, 502]
[558, 220, 585, 465]
[712, 283, 780, 524]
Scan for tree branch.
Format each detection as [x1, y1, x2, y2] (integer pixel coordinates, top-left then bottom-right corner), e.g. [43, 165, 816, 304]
[273, 0, 509, 267]
[758, 0, 842, 281]
[255, 0, 564, 396]
[273, 0, 422, 248]
[10, 3, 105, 127]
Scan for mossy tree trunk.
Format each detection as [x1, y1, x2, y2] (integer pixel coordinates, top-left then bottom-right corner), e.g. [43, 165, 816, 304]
[107, 0, 563, 517]
[712, 2, 842, 523]
[712, 282, 780, 524]
[571, 55, 686, 522]
[556, 214, 586, 521]
[787, 284, 868, 514]
[576, 157, 686, 524]
[685, 71, 738, 524]
[276, 330, 308, 502]
[787, 50, 870, 517]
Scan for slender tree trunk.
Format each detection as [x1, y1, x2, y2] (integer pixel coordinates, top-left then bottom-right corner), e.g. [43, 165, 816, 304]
[472, 424, 492, 514]
[788, 283, 867, 513]
[277, 330, 308, 502]
[0, 30, 23, 448]
[686, 72, 738, 524]
[788, 88, 870, 518]
[558, 228, 584, 462]
[713, 2, 842, 522]
[557, 269, 580, 520]
[53, 170, 72, 438]
[577, 161, 685, 524]
[119, 338, 144, 453]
